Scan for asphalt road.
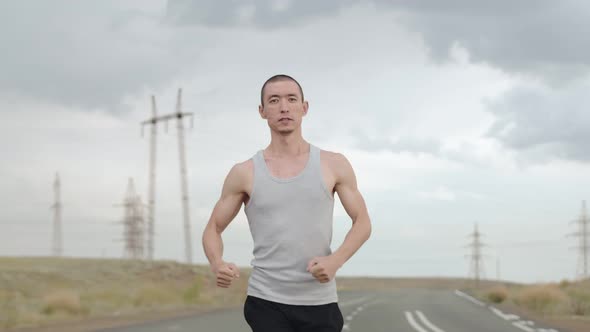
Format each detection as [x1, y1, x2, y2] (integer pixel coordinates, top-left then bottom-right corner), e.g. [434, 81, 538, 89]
[97, 289, 564, 332]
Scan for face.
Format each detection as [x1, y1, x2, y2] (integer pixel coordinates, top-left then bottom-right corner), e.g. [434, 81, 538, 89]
[259, 80, 308, 134]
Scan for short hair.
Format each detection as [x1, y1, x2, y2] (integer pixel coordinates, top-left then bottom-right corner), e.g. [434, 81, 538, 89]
[260, 74, 304, 106]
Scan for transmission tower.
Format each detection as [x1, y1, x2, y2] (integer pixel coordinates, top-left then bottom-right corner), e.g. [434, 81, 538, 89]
[141, 88, 194, 264]
[118, 178, 146, 260]
[465, 223, 487, 287]
[51, 172, 63, 257]
[141, 96, 158, 261]
[568, 200, 589, 280]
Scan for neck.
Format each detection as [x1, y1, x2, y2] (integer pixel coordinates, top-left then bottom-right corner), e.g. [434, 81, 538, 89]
[266, 129, 309, 157]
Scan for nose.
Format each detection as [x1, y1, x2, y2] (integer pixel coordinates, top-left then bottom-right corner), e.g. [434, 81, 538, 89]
[279, 99, 289, 112]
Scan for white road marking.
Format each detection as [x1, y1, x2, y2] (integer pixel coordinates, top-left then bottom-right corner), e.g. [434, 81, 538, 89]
[513, 320, 535, 332]
[339, 296, 369, 308]
[415, 310, 446, 332]
[454, 289, 485, 306]
[405, 311, 430, 332]
[490, 306, 520, 321]
[341, 300, 373, 329]
[455, 290, 561, 332]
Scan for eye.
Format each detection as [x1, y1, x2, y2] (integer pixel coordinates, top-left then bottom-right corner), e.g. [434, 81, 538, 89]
[269, 98, 278, 104]
[289, 97, 297, 102]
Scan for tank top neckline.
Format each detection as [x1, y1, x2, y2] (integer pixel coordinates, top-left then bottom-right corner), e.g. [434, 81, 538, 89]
[258, 144, 315, 183]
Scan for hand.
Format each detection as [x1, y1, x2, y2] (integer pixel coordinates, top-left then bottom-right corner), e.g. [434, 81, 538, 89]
[212, 261, 240, 288]
[307, 255, 342, 283]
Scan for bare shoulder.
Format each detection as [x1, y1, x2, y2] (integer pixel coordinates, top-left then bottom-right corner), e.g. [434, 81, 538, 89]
[223, 158, 254, 194]
[320, 150, 357, 195]
[319, 149, 356, 188]
[231, 158, 253, 177]
[320, 149, 353, 172]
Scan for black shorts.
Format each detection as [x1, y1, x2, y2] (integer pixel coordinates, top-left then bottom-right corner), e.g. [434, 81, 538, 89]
[243, 295, 344, 332]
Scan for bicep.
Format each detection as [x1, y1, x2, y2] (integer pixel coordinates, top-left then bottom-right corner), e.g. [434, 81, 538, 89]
[334, 155, 368, 222]
[209, 165, 246, 233]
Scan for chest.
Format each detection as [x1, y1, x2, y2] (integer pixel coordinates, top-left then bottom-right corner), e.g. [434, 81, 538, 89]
[264, 154, 309, 179]
[265, 154, 335, 194]
[244, 152, 336, 206]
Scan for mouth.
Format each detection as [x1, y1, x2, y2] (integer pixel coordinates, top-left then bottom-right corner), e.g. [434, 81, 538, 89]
[278, 117, 292, 122]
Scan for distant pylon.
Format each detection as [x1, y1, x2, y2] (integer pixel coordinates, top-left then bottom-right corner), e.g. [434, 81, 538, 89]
[496, 257, 500, 282]
[141, 96, 158, 261]
[51, 172, 63, 257]
[568, 201, 589, 280]
[119, 178, 146, 260]
[465, 223, 487, 287]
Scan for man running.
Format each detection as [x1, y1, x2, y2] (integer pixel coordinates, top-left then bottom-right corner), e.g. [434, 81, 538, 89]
[202, 74, 372, 332]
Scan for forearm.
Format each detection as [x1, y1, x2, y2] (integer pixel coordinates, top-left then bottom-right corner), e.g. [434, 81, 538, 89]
[332, 214, 371, 267]
[202, 222, 224, 267]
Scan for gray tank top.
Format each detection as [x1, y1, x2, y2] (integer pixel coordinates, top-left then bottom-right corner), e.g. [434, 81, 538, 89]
[244, 144, 338, 305]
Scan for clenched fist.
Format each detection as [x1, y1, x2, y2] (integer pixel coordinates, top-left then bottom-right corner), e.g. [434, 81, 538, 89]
[307, 255, 342, 283]
[212, 261, 240, 288]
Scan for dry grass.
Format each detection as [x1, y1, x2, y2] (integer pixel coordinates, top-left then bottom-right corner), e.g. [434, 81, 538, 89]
[513, 285, 569, 315]
[566, 288, 590, 316]
[475, 279, 590, 318]
[42, 290, 85, 315]
[0, 257, 249, 329]
[485, 286, 509, 303]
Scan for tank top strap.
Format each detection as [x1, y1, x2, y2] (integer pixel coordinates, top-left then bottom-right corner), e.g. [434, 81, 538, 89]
[251, 149, 265, 174]
[309, 144, 319, 166]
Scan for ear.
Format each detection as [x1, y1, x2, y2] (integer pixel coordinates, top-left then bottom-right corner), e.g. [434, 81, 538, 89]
[302, 100, 309, 117]
[259, 104, 266, 119]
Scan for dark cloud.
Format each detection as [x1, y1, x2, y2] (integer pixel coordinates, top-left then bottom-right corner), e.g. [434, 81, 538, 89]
[165, 0, 355, 28]
[387, 0, 590, 83]
[167, 0, 590, 83]
[486, 80, 590, 161]
[0, 1, 200, 111]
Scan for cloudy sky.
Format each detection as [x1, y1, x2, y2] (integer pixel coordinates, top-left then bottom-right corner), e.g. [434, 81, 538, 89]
[1, 0, 589, 284]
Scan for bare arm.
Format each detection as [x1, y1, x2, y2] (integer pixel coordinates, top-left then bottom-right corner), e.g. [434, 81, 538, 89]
[331, 153, 372, 266]
[202, 163, 248, 287]
[308, 153, 372, 282]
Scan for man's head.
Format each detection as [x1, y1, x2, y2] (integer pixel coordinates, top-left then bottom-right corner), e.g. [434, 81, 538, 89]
[260, 74, 304, 106]
[259, 74, 308, 135]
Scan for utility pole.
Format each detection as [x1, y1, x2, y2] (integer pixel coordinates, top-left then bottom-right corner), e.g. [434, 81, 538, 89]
[141, 88, 194, 264]
[51, 172, 63, 257]
[465, 223, 487, 287]
[141, 96, 158, 261]
[175, 88, 194, 264]
[569, 201, 589, 280]
[496, 257, 500, 282]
